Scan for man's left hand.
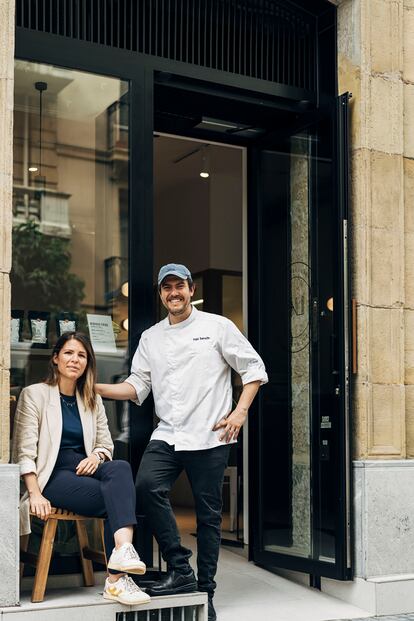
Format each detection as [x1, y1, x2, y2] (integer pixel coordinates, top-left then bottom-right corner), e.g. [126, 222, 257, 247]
[212, 408, 248, 443]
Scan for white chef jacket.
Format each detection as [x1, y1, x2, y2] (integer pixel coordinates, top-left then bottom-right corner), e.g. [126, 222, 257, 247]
[125, 306, 268, 451]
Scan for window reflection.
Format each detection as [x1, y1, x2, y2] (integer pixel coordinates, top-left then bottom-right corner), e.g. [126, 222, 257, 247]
[11, 60, 129, 459]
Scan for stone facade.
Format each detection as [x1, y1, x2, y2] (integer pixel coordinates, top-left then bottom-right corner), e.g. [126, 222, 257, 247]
[338, 0, 407, 461]
[0, 1, 18, 608]
[0, 464, 20, 606]
[0, 0, 14, 465]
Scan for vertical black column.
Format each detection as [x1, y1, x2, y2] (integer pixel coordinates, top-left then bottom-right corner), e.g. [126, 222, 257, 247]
[129, 66, 155, 567]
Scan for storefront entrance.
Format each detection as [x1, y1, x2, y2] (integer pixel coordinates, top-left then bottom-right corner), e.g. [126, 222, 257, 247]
[14, 0, 351, 584]
[148, 80, 352, 580]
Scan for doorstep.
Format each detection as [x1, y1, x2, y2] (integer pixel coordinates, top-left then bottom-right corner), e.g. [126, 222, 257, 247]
[0, 586, 207, 621]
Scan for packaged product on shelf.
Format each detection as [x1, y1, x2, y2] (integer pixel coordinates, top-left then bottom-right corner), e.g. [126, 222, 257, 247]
[28, 311, 50, 347]
[56, 312, 77, 336]
[11, 310, 24, 344]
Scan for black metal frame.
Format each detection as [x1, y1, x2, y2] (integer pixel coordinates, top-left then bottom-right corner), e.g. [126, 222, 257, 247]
[247, 95, 352, 581]
[14, 0, 349, 579]
[16, 0, 332, 94]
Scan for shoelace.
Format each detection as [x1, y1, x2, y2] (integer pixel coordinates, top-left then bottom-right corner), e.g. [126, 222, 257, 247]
[120, 575, 141, 593]
[122, 544, 140, 561]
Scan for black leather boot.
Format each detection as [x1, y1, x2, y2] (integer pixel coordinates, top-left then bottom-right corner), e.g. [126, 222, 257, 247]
[147, 568, 197, 596]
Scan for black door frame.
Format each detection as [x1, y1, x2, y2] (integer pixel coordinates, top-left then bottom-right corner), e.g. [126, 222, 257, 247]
[247, 95, 351, 581]
[14, 28, 349, 576]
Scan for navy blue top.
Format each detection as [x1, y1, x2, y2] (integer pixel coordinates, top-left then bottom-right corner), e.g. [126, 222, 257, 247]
[59, 393, 84, 451]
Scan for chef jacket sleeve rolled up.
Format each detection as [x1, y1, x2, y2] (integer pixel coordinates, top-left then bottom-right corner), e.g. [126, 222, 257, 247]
[220, 319, 268, 386]
[125, 333, 152, 405]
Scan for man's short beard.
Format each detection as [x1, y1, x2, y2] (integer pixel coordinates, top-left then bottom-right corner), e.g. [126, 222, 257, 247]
[168, 300, 191, 316]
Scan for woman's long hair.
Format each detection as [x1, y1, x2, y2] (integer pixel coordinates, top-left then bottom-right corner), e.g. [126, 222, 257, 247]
[45, 332, 97, 411]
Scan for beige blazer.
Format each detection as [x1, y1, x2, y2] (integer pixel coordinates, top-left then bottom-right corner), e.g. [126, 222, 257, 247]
[11, 382, 114, 536]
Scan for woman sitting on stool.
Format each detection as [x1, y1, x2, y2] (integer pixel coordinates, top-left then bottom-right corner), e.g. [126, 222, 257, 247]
[12, 331, 150, 605]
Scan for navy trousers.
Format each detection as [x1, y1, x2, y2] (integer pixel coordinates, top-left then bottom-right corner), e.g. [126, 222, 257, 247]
[43, 449, 137, 564]
[136, 440, 230, 596]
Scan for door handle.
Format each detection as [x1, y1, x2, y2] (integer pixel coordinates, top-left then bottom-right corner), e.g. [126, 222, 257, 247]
[312, 298, 319, 342]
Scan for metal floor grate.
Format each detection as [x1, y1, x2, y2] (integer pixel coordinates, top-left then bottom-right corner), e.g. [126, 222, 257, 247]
[117, 606, 201, 620]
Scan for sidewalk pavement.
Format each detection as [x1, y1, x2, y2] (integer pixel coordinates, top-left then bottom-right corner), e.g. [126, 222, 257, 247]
[181, 530, 372, 621]
[331, 617, 414, 621]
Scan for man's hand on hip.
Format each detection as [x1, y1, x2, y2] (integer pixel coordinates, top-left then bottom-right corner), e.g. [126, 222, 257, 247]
[212, 407, 248, 443]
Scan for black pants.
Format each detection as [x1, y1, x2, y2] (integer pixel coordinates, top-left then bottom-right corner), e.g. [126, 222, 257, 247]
[43, 449, 137, 565]
[136, 440, 230, 596]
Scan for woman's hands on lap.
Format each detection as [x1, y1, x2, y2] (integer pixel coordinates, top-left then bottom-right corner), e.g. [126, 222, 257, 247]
[76, 453, 100, 476]
[29, 492, 52, 520]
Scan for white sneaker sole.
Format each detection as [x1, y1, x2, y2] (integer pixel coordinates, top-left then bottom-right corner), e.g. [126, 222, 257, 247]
[103, 591, 150, 605]
[107, 561, 147, 575]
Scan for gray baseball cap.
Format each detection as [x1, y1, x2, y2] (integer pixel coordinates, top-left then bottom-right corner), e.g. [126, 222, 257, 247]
[157, 263, 192, 286]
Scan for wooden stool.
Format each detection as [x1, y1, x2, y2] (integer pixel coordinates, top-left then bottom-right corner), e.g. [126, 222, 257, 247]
[20, 508, 106, 603]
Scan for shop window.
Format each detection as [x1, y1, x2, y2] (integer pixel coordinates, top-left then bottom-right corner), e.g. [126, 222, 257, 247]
[12, 60, 129, 574]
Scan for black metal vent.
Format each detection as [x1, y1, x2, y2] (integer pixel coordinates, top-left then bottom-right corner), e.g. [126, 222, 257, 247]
[16, 0, 317, 91]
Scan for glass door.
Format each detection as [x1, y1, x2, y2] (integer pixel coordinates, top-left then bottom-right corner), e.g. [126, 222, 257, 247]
[249, 95, 351, 580]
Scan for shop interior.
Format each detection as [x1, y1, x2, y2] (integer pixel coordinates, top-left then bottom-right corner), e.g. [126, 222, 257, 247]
[11, 61, 247, 577]
[153, 134, 245, 547]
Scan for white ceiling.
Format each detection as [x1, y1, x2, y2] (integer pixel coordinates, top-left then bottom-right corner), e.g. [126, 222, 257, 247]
[14, 60, 126, 120]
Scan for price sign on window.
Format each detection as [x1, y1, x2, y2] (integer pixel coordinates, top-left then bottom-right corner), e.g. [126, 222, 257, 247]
[87, 314, 117, 353]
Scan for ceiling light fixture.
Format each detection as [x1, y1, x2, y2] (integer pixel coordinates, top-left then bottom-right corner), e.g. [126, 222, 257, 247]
[191, 298, 204, 306]
[34, 81, 48, 187]
[28, 166, 38, 172]
[200, 147, 210, 179]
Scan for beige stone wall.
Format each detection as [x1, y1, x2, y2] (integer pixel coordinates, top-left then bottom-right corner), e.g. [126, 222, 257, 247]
[338, 0, 411, 459]
[0, 0, 14, 464]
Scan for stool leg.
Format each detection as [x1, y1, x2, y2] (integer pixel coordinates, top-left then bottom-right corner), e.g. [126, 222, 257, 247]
[20, 534, 30, 582]
[99, 520, 107, 568]
[75, 520, 95, 587]
[32, 519, 58, 603]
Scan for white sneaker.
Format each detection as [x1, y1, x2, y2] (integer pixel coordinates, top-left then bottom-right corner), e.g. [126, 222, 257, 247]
[107, 543, 146, 574]
[103, 575, 151, 605]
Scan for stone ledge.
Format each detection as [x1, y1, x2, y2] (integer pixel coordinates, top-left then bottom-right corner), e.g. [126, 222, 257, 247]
[1, 587, 207, 621]
[322, 574, 414, 617]
[0, 464, 19, 607]
[354, 459, 414, 468]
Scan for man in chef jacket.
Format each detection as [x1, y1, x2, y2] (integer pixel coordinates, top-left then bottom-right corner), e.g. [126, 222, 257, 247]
[96, 263, 268, 621]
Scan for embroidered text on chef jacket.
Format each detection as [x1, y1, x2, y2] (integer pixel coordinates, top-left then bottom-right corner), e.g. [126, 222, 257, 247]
[125, 306, 268, 451]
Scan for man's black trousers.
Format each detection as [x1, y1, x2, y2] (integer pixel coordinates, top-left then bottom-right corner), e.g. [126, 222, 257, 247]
[136, 440, 231, 596]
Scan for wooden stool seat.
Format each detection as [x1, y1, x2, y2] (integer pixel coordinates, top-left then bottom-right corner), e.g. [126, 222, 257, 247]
[20, 508, 106, 603]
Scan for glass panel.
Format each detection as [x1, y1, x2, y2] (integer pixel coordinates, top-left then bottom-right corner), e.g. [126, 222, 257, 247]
[288, 136, 312, 558]
[313, 116, 337, 563]
[222, 274, 243, 332]
[11, 60, 129, 569]
[260, 137, 312, 559]
[258, 121, 339, 566]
